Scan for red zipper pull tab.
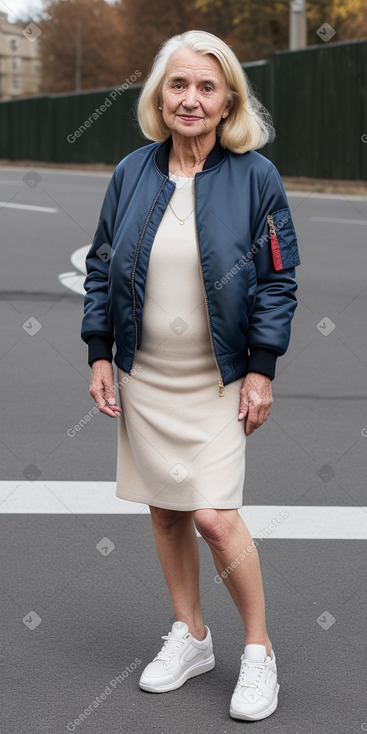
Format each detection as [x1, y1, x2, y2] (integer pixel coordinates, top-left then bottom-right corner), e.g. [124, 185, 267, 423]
[267, 214, 283, 271]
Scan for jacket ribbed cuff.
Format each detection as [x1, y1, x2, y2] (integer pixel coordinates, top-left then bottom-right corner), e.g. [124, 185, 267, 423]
[247, 348, 278, 380]
[87, 335, 113, 367]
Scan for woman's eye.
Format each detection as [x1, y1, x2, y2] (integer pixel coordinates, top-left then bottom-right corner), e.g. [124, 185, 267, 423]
[203, 86, 213, 93]
[173, 83, 184, 89]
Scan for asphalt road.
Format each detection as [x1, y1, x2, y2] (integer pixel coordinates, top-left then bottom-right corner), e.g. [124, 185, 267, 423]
[0, 164, 366, 734]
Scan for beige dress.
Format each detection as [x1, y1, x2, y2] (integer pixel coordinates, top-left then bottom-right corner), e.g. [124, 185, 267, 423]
[115, 173, 246, 510]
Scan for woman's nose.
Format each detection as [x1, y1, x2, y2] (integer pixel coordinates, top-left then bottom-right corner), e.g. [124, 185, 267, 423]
[182, 87, 199, 108]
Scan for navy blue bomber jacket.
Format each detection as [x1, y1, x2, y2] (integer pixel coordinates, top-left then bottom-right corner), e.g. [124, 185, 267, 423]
[81, 137, 300, 391]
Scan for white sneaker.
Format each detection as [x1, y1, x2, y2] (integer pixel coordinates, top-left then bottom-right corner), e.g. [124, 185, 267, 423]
[230, 643, 279, 721]
[139, 621, 215, 693]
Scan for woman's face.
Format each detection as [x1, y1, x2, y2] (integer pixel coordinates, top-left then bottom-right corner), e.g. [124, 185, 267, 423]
[160, 48, 231, 141]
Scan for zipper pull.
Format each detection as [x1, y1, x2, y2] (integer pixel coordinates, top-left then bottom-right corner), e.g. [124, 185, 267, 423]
[267, 213, 276, 235]
[217, 377, 224, 397]
[267, 213, 283, 272]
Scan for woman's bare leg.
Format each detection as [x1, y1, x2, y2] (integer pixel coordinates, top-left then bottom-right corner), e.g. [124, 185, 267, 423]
[149, 506, 206, 641]
[193, 508, 272, 656]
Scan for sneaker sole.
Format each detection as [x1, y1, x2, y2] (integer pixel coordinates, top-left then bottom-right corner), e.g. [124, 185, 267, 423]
[139, 654, 215, 693]
[229, 683, 280, 721]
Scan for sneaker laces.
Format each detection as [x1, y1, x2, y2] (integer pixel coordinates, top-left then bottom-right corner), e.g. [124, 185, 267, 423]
[155, 632, 186, 662]
[238, 656, 265, 689]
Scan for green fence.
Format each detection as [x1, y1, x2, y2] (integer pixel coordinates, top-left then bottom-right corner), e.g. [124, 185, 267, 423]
[0, 85, 145, 164]
[1, 37, 366, 179]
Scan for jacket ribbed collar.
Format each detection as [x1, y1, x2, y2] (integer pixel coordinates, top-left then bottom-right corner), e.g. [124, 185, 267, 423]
[154, 135, 227, 177]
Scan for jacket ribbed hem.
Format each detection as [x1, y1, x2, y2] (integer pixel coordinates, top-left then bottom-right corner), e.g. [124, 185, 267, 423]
[247, 348, 278, 380]
[86, 336, 278, 381]
[87, 335, 113, 367]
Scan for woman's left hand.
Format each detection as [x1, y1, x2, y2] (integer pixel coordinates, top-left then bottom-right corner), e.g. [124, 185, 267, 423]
[238, 372, 273, 436]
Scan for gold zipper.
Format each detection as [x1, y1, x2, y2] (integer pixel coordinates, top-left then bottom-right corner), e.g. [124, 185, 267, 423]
[131, 177, 225, 397]
[193, 182, 225, 397]
[131, 179, 167, 368]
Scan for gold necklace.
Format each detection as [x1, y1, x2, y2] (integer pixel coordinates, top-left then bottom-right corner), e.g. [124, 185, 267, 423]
[168, 180, 194, 225]
[168, 202, 193, 225]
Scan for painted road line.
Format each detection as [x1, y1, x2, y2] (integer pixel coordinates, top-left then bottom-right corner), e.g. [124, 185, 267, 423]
[237, 505, 367, 540]
[0, 483, 366, 539]
[70, 244, 89, 273]
[0, 482, 149, 515]
[0, 201, 58, 213]
[311, 216, 367, 225]
[58, 271, 86, 295]
[59, 245, 89, 295]
[0, 166, 112, 178]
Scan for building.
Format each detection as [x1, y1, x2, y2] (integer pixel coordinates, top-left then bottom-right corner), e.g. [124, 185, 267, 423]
[0, 11, 41, 100]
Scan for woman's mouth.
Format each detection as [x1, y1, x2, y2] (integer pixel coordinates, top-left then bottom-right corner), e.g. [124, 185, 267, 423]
[178, 115, 203, 122]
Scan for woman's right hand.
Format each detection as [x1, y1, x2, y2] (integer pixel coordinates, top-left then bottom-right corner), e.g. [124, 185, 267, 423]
[89, 359, 123, 418]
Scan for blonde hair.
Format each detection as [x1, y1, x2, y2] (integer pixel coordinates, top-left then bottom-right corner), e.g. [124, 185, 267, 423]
[137, 30, 275, 154]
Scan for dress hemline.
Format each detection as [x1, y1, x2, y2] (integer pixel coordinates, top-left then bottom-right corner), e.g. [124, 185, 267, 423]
[115, 490, 243, 511]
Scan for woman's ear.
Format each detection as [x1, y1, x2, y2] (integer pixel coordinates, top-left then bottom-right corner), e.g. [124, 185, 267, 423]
[157, 85, 164, 112]
[222, 95, 234, 119]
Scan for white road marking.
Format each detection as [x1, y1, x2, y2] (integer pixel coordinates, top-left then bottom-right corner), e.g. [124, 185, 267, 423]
[0, 482, 366, 539]
[0, 201, 58, 213]
[58, 245, 89, 295]
[71, 244, 89, 273]
[0, 166, 112, 178]
[311, 216, 367, 225]
[58, 272, 86, 295]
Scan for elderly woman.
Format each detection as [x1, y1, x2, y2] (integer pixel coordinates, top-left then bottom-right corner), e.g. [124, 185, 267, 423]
[81, 30, 300, 721]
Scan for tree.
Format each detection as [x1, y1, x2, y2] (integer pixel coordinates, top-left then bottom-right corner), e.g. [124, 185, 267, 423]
[39, 0, 126, 93]
[37, 0, 367, 94]
[114, 0, 284, 81]
[114, 0, 202, 81]
[195, 0, 367, 60]
[306, 0, 367, 43]
[194, 0, 290, 61]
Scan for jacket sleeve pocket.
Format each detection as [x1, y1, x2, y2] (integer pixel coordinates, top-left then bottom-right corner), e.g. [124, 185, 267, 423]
[266, 207, 301, 272]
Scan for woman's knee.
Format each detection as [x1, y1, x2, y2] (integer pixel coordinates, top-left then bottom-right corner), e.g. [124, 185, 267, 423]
[193, 509, 237, 551]
[149, 505, 187, 532]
